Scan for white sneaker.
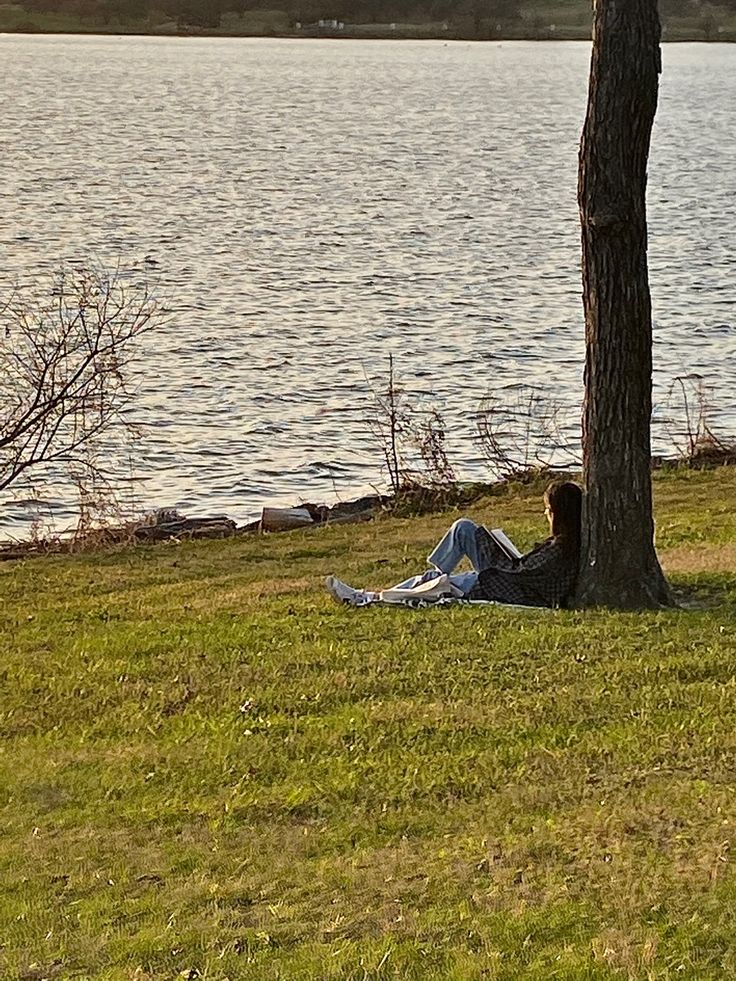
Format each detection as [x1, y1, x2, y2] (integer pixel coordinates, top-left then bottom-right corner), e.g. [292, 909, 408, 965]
[325, 575, 373, 607]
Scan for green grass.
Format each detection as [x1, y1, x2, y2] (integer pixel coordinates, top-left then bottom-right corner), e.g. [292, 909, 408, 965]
[2, 467, 736, 979]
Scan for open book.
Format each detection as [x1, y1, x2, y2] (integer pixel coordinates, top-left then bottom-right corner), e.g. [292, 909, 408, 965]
[486, 527, 523, 561]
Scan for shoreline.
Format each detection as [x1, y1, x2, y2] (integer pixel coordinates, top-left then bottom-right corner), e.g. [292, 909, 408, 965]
[3, 27, 736, 44]
[3, 451, 734, 561]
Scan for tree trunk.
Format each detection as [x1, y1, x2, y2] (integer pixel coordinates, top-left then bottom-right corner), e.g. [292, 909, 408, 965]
[575, 0, 672, 609]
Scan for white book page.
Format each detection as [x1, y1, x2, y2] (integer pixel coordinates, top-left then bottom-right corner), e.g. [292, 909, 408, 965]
[490, 528, 523, 560]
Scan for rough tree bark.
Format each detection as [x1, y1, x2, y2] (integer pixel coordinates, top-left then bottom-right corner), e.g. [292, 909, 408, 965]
[575, 0, 673, 608]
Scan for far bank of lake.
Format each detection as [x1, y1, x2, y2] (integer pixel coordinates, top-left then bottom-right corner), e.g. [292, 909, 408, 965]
[3, 22, 736, 42]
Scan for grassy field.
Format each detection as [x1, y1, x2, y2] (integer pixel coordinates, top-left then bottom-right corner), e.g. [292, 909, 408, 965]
[2, 467, 736, 979]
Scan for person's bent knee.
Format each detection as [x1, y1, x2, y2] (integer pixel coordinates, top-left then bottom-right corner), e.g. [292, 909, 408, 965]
[452, 518, 477, 537]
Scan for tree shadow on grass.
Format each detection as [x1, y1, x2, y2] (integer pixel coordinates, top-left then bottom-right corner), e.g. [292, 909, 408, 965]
[671, 574, 736, 612]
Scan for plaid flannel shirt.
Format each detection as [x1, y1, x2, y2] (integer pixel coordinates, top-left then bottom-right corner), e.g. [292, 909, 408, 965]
[466, 526, 578, 608]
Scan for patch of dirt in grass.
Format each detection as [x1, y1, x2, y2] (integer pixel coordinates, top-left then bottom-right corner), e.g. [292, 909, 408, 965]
[661, 544, 736, 574]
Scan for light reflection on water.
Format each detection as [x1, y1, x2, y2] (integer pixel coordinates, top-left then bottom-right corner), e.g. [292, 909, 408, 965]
[1, 36, 734, 532]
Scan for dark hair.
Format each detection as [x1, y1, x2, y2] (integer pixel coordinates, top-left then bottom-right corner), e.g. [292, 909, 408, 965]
[545, 480, 582, 553]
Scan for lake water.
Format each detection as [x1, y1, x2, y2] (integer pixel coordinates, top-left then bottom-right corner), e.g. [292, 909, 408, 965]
[1, 35, 735, 533]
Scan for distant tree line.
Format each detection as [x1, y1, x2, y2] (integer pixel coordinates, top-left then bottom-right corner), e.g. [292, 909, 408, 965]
[15, 0, 736, 32]
[16, 0, 539, 31]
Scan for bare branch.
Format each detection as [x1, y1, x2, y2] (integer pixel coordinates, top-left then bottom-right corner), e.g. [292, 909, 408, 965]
[0, 264, 163, 499]
[474, 387, 581, 481]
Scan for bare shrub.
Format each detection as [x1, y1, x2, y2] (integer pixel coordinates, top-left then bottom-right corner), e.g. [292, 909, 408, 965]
[663, 374, 736, 467]
[365, 353, 409, 496]
[0, 264, 163, 506]
[412, 406, 456, 489]
[474, 387, 580, 481]
[365, 355, 458, 508]
[66, 445, 146, 551]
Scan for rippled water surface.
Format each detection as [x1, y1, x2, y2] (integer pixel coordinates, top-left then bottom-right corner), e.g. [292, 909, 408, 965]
[1, 36, 735, 531]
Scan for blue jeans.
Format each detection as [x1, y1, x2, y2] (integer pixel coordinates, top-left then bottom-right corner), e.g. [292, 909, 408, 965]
[391, 518, 481, 596]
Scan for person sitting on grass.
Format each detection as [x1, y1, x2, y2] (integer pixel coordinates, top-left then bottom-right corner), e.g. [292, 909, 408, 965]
[325, 479, 583, 609]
